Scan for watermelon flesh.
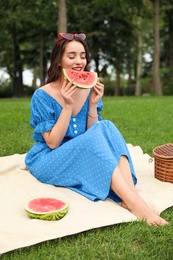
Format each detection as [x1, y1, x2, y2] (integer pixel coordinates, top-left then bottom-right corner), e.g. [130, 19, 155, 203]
[24, 197, 69, 221]
[63, 69, 97, 89]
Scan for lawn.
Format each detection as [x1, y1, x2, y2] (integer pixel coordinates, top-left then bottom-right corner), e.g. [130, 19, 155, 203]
[0, 96, 173, 259]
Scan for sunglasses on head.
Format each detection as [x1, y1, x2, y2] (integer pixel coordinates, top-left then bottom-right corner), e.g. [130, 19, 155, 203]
[56, 33, 86, 46]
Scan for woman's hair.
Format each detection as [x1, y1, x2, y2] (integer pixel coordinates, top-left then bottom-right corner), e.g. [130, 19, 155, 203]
[46, 36, 91, 83]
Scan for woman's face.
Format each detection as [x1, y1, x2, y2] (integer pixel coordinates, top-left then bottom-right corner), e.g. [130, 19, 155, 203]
[60, 40, 87, 71]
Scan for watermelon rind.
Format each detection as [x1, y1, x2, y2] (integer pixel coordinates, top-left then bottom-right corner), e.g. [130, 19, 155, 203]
[24, 197, 69, 221]
[63, 69, 97, 89]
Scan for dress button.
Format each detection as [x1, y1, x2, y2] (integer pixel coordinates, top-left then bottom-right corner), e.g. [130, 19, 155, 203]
[74, 130, 78, 134]
[72, 118, 76, 122]
[73, 124, 77, 128]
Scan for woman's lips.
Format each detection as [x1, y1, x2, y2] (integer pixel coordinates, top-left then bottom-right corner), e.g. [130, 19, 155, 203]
[72, 67, 83, 71]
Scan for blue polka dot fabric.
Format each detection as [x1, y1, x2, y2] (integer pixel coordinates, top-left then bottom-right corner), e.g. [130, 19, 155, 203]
[25, 89, 137, 202]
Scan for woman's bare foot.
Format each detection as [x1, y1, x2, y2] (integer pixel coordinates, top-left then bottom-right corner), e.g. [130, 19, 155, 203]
[111, 161, 168, 227]
[122, 198, 169, 226]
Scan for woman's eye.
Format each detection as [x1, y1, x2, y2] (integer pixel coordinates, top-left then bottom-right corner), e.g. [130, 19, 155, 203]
[69, 56, 74, 59]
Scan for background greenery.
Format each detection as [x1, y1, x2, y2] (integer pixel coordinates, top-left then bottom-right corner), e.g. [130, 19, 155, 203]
[0, 96, 173, 259]
[0, 0, 173, 97]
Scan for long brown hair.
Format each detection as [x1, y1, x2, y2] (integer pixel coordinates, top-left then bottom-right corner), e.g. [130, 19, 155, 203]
[46, 37, 91, 83]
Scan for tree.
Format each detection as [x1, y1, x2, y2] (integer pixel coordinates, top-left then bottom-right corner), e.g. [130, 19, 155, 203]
[58, 0, 67, 33]
[0, 0, 25, 97]
[0, 0, 58, 96]
[1, 0, 172, 97]
[135, 17, 143, 96]
[67, 0, 145, 95]
[134, 0, 153, 96]
[153, 0, 162, 95]
[160, 0, 173, 94]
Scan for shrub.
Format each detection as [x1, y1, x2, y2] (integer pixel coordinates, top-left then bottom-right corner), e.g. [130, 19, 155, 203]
[0, 81, 13, 97]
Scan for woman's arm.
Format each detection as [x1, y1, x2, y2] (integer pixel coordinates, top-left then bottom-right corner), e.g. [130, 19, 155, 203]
[42, 79, 77, 149]
[87, 104, 98, 128]
[42, 104, 73, 149]
[87, 79, 104, 129]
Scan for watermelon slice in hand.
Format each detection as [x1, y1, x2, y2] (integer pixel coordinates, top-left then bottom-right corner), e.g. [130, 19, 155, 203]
[63, 69, 97, 89]
[24, 197, 69, 221]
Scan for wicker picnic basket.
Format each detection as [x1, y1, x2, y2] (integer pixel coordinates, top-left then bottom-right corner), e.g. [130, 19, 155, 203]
[153, 143, 173, 183]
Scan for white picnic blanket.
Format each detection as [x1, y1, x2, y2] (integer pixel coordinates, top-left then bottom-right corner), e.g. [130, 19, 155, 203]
[0, 144, 173, 254]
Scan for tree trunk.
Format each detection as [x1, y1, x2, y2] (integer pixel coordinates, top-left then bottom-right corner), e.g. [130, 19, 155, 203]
[114, 70, 120, 96]
[127, 62, 132, 87]
[12, 23, 23, 97]
[39, 30, 45, 87]
[58, 0, 67, 33]
[135, 25, 143, 96]
[153, 0, 162, 95]
[32, 67, 39, 87]
[95, 56, 99, 75]
[168, 9, 173, 78]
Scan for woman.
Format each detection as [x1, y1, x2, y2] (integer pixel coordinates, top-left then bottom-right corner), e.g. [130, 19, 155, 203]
[25, 33, 168, 226]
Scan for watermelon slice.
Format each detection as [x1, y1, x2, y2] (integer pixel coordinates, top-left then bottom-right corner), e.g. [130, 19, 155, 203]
[24, 197, 69, 221]
[63, 68, 97, 89]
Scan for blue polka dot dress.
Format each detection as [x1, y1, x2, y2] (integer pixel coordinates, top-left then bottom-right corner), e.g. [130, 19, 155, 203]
[25, 89, 137, 202]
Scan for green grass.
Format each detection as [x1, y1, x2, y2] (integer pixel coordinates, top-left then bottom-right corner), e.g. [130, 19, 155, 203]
[1, 96, 173, 259]
[101, 96, 173, 156]
[0, 98, 34, 156]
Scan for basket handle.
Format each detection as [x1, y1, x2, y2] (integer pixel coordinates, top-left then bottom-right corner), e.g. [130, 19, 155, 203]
[149, 157, 153, 163]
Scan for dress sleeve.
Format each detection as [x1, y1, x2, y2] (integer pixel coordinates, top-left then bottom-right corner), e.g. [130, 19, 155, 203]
[30, 90, 57, 141]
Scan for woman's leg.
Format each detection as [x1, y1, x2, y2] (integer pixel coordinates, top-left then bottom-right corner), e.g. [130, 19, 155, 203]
[118, 156, 138, 192]
[110, 158, 168, 226]
[118, 156, 139, 209]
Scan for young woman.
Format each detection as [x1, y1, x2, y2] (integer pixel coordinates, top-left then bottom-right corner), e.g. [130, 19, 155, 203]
[25, 33, 168, 226]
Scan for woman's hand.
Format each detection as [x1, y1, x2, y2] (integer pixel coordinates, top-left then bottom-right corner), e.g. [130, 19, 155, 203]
[90, 78, 104, 105]
[61, 77, 77, 106]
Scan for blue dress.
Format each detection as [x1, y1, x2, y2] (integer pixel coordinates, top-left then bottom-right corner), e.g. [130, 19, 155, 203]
[25, 89, 137, 202]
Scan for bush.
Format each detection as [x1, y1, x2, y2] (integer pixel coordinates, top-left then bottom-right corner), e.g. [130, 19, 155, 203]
[162, 79, 173, 95]
[0, 81, 13, 98]
[23, 85, 37, 96]
[0, 81, 37, 98]
[102, 78, 115, 96]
